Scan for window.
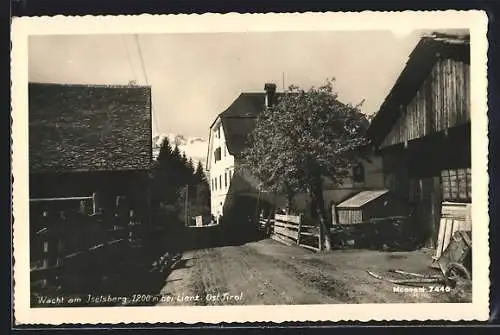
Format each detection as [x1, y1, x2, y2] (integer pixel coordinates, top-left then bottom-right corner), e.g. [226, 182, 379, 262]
[219, 175, 222, 190]
[441, 168, 471, 202]
[353, 163, 365, 183]
[215, 125, 220, 139]
[214, 178, 217, 191]
[214, 147, 221, 162]
[224, 172, 228, 188]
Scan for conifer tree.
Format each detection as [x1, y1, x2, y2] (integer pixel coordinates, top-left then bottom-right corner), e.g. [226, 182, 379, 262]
[194, 161, 207, 184]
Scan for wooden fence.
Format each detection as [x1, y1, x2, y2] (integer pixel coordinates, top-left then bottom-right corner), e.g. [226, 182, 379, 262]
[30, 197, 145, 294]
[267, 214, 321, 252]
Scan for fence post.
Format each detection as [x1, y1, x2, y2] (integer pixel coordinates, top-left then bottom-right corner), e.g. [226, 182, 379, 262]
[56, 211, 66, 267]
[318, 222, 324, 251]
[297, 214, 302, 245]
[128, 209, 135, 243]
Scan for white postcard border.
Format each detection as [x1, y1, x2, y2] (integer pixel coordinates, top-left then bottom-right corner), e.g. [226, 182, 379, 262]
[11, 11, 490, 324]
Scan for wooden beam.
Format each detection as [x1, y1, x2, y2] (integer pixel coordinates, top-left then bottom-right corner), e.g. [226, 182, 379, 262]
[30, 196, 93, 202]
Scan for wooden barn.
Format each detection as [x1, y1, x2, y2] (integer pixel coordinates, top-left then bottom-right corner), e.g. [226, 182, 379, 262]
[29, 82, 152, 269]
[366, 32, 471, 249]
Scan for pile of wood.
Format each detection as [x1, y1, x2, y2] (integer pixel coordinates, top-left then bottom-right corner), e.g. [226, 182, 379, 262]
[330, 216, 415, 250]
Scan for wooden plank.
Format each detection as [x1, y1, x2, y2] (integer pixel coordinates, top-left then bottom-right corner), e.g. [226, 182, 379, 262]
[299, 231, 319, 237]
[301, 227, 320, 235]
[299, 243, 320, 252]
[274, 214, 301, 224]
[271, 234, 295, 247]
[434, 217, 447, 259]
[274, 226, 299, 240]
[30, 196, 93, 202]
[442, 218, 454, 252]
[464, 203, 472, 230]
[442, 202, 468, 219]
[274, 221, 300, 230]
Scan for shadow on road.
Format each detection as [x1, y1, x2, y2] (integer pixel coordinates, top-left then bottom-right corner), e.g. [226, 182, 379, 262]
[180, 224, 266, 252]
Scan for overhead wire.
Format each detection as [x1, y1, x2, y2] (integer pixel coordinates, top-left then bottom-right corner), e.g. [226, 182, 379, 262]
[122, 36, 138, 85]
[133, 34, 161, 135]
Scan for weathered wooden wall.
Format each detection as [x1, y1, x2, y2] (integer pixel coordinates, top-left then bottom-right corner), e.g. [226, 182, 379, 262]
[30, 170, 152, 227]
[381, 57, 470, 148]
[337, 209, 363, 225]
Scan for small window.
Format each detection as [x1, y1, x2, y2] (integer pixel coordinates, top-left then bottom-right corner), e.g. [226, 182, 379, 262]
[224, 172, 228, 188]
[353, 163, 365, 183]
[214, 178, 217, 191]
[229, 169, 232, 180]
[217, 126, 221, 139]
[214, 147, 221, 162]
[441, 168, 471, 202]
[219, 175, 222, 190]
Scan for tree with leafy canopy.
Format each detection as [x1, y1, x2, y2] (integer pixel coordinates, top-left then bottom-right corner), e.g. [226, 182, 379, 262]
[239, 78, 369, 251]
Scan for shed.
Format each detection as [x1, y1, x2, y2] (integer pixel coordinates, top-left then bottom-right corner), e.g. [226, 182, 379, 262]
[335, 189, 408, 225]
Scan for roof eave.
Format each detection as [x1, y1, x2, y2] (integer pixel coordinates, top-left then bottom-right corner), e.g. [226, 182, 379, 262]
[367, 35, 470, 146]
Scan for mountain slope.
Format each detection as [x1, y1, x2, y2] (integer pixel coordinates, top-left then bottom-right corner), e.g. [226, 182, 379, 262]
[152, 133, 208, 168]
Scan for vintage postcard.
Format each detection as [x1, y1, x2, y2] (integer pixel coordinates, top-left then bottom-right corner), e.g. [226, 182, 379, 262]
[11, 11, 489, 324]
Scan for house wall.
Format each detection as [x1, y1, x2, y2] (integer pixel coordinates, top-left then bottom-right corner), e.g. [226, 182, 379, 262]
[207, 118, 236, 220]
[381, 57, 470, 148]
[380, 118, 471, 247]
[377, 55, 471, 247]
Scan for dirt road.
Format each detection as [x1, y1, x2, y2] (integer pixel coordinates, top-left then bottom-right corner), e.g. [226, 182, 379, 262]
[157, 239, 471, 306]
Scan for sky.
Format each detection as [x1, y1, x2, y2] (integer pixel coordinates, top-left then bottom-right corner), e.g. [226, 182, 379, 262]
[29, 31, 425, 138]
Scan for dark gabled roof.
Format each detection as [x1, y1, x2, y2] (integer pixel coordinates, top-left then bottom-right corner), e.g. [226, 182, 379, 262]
[29, 82, 152, 173]
[367, 32, 470, 146]
[219, 92, 286, 156]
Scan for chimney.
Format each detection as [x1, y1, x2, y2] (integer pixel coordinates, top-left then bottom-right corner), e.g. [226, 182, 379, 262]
[264, 83, 277, 107]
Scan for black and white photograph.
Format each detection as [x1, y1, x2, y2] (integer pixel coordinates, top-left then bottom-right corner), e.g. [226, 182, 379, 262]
[11, 12, 489, 324]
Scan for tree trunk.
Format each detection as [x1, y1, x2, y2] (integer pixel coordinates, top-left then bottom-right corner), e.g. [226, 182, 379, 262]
[284, 183, 294, 214]
[286, 192, 294, 214]
[310, 186, 332, 251]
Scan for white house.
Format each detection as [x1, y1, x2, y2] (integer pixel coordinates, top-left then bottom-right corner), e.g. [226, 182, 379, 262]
[206, 114, 236, 221]
[206, 83, 279, 222]
[206, 83, 385, 224]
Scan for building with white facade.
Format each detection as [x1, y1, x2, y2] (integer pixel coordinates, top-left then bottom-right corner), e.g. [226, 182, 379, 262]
[206, 84, 279, 223]
[206, 83, 385, 225]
